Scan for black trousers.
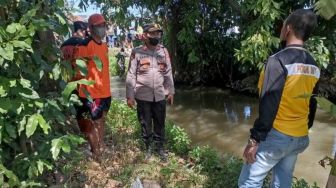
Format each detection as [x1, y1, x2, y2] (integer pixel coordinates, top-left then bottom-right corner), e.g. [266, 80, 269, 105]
[136, 99, 166, 147]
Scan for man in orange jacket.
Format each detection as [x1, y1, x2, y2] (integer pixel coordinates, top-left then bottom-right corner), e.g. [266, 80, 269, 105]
[74, 14, 111, 158]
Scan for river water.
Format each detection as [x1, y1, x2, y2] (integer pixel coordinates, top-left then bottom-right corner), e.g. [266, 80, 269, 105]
[111, 77, 336, 186]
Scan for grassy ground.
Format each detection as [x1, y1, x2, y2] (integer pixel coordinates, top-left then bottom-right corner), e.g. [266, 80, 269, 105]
[64, 100, 208, 187]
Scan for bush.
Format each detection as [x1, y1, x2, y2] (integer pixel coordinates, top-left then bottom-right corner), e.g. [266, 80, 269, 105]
[166, 122, 191, 155]
[189, 146, 243, 187]
[0, 2, 85, 186]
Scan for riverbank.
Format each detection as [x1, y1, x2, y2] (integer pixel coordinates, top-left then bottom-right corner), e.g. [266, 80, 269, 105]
[58, 100, 318, 187]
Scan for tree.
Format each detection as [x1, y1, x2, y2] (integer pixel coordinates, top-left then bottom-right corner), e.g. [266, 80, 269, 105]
[84, 0, 335, 89]
[0, 0, 85, 186]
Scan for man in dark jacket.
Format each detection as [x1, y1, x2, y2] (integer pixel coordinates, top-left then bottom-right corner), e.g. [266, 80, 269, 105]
[239, 9, 319, 188]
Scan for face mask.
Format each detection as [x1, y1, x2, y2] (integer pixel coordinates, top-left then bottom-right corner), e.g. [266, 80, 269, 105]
[93, 26, 106, 39]
[148, 37, 160, 46]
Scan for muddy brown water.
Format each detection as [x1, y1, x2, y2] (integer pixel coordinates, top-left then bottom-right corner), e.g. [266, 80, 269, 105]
[111, 77, 336, 186]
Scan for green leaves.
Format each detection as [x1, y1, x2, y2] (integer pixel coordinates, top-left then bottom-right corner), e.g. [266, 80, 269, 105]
[0, 0, 88, 185]
[75, 59, 88, 76]
[27, 163, 38, 178]
[11, 40, 33, 53]
[166, 123, 191, 155]
[37, 115, 50, 134]
[26, 115, 38, 138]
[51, 135, 85, 160]
[0, 23, 33, 63]
[315, 0, 336, 20]
[0, 43, 14, 61]
[26, 114, 51, 138]
[0, 163, 20, 187]
[27, 160, 53, 179]
[6, 23, 24, 34]
[235, 0, 282, 70]
[305, 37, 330, 69]
[20, 8, 38, 25]
[54, 13, 66, 25]
[51, 138, 64, 160]
[93, 56, 103, 71]
[5, 124, 17, 139]
[52, 63, 61, 80]
[235, 31, 280, 71]
[316, 97, 336, 117]
[77, 56, 103, 73]
[37, 160, 52, 174]
[62, 79, 95, 103]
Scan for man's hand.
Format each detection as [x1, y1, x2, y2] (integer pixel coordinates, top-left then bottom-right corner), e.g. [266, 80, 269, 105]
[167, 94, 174, 105]
[243, 142, 259, 164]
[127, 98, 135, 108]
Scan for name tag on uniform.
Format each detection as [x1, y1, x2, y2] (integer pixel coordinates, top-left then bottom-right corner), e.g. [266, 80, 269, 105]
[139, 57, 150, 71]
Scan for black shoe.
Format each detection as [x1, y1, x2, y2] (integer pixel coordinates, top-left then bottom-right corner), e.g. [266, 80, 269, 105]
[144, 146, 152, 161]
[157, 148, 167, 162]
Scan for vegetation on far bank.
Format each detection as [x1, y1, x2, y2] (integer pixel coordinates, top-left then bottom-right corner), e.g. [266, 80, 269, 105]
[92, 0, 336, 98]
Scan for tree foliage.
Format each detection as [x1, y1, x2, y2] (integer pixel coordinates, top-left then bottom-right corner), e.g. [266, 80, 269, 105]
[315, 0, 336, 20]
[81, 0, 335, 87]
[0, 0, 85, 186]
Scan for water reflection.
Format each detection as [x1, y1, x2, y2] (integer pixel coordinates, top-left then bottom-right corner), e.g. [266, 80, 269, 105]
[244, 106, 251, 119]
[224, 102, 239, 124]
[224, 103, 252, 124]
[332, 132, 336, 157]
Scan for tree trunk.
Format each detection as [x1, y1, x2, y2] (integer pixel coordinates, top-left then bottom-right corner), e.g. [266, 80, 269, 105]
[0, 7, 7, 21]
[167, 0, 183, 72]
[326, 153, 336, 188]
[36, 1, 59, 95]
[19, 134, 28, 155]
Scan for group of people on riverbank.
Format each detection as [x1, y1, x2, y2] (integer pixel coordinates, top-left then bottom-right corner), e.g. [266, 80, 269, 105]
[61, 14, 174, 162]
[61, 9, 320, 187]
